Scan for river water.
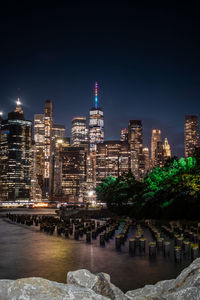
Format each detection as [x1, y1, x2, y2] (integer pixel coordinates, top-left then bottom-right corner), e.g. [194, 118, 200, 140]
[0, 209, 193, 292]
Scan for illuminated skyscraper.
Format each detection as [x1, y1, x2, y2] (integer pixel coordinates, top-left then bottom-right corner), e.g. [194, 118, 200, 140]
[86, 153, 95, 193]
[52, 124, 66, 139]
[34, 114, 45, 144]
[34, 114, 45, 188]
[44, 100, 53, 197]
[30, 141, 42, 201]
[52, 137, 70, 198]
[143, 147, 150, 174]
[151, 129, 161, 165]
[34, 101, 66, 199]
[155, 141, 164, 167]
[89, 82, 104, 152]
[163, 138, 171, 161]
[34, 118, 66, 182]
[121, 128, 128, 142]
[0, 99, 32, 201]
[95, 141, 130, 185]
[71, 117, 88, 146]
[128, 120, 144, 180]
[54, 144, 87, 202]
[184, 115, 199, 157]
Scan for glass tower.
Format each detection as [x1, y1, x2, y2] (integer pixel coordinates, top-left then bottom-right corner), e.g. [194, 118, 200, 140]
[128, 120, 144, 180]
[0, 99, 32, 201]
[151, 129, 162, 165]
[71, 117, 88, 147]
[184, 115, 199, 157]
[89, 82, 104, 152]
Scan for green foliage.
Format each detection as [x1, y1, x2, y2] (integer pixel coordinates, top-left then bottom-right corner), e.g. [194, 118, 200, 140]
[96, 175, 117, 207]
[96, 151, 200, 219]
[141, 156, 199, 218]
[96, 171, 144, 214]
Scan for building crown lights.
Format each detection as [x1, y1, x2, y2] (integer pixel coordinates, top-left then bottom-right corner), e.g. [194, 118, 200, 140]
[16, 98, 22, 106]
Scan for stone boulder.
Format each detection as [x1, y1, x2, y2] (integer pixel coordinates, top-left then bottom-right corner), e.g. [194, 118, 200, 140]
[165, 287, 200, 300]
[0, 280, 13, 300]
[1, 258, 200, 300]
[67, 269, 126, 300]
[126, 258, 200, 300]
[0, 277, 109, 300]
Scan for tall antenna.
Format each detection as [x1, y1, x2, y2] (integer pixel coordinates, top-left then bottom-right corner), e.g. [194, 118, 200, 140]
[95, 81, 98, 109]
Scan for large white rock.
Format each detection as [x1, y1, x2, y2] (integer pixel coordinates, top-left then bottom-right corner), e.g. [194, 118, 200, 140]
[1, 258, 200, 300]
[67, 269, 126, 300]
[166, 257, 200, 292]
[0, 280, 13, 300]
[126, 258, 200, 300]
[126, 285, 164, 300]
[165, 287, 200, 300]
[67, 269, 98, 289]
[0, 277, 109, 300]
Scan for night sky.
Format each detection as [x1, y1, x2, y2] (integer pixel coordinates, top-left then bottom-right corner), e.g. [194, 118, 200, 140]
[0, 1, 200, 157]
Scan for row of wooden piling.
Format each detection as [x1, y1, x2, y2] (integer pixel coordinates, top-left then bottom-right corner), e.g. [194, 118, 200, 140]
[6, 213, 120, 245]
[160, 223, 200, 261]
[6, 214, 200, 261]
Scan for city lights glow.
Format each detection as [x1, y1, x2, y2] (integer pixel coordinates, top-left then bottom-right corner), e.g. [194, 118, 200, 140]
[33, 202, 49, 208]
[88, 190, 94, 197]
[57, 139, 63, 144]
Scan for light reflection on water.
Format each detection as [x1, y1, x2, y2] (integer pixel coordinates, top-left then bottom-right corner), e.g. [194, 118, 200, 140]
[0, 209, 193, 292]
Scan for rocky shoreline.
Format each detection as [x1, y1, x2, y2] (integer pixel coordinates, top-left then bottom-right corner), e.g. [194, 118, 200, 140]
[0, 258, 200, 299]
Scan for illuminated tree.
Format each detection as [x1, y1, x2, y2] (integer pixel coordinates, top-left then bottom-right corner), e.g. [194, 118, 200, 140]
[96, 152, 200, 219]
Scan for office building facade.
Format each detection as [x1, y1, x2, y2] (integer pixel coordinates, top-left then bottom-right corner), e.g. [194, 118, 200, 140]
[151, 129, 162, 165]
[71, 117, 88, 146]
[52, 124, 66, 139]
[95, 141, 131, 185]
[184, 115, 199, 157]
[163, 138, 171, 161]
[89, 82, 104, 152]
[0, 100, 32, 201]
[128, 120, 144, 180]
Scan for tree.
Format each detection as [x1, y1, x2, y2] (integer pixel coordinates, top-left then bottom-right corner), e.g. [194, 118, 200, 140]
[96, 171, 145, 215]
[96, 154, 200, 219]
[141, 156, 198, 218]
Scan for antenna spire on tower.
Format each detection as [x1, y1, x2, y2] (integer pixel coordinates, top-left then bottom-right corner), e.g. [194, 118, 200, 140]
[95, 81, 98, 109]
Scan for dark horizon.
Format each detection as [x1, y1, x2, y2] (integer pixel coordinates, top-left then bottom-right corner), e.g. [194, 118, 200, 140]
[1, 1, 200, 157]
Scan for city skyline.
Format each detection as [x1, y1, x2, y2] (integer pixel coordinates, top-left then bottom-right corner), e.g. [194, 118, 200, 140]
[1, 97, 198, 202]
[1, 2, 200, 296]
[1, 2, 200, 158]
[0, 92, 199, 159]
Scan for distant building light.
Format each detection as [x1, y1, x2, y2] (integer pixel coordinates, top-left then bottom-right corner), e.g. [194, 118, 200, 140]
[57, 139, 63, 144]
[16, 98, 21, 106]
[88, 190, 94, 197]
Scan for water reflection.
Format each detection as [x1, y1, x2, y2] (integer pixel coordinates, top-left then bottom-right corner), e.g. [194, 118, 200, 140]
[0, 209, 193, 292]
